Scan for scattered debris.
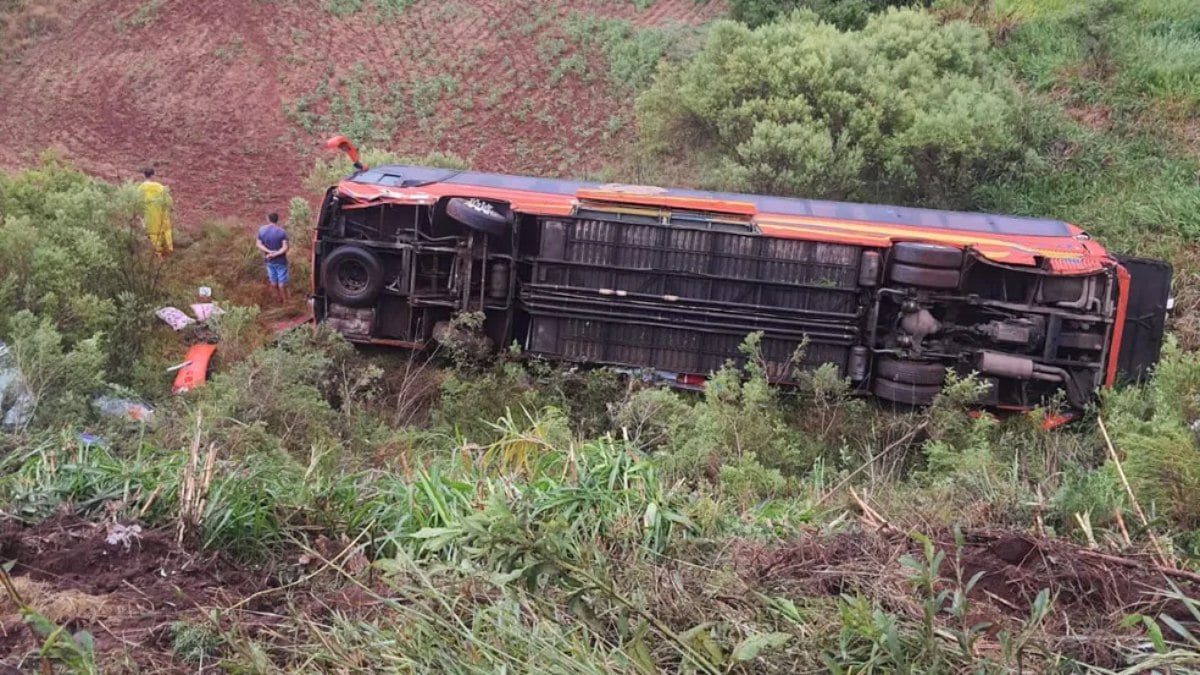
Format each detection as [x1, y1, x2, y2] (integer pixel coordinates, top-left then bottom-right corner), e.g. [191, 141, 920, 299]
[190, 302, 224, 322]
[92, 394, 154, 423]
[154, 306, 196, 331]
[77, 433, 104, 447]
[104, 523, 143, 552]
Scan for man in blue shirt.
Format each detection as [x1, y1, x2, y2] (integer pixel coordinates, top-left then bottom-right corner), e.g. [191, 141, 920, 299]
[256, 212, 290, 303]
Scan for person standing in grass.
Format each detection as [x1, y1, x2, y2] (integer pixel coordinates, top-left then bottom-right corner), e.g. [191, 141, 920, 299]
[137, 167, 174, 256]
[256, 212, 290, 303]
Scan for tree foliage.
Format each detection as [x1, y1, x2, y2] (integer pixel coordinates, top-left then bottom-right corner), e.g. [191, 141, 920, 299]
[636, 9, 1031, 207]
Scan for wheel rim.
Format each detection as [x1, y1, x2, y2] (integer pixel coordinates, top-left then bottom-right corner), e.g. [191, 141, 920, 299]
[337, 260, 369, 293]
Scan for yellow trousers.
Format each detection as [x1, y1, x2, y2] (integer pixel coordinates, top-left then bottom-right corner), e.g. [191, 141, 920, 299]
[146, 215, 173, 254]
[139, 180, 174, 255]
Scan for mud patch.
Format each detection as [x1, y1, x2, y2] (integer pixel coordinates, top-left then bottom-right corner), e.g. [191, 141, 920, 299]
[738, 528, 1200, 667]
[0, 516, 264, 672]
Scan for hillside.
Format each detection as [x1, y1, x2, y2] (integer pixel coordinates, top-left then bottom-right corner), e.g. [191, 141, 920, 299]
[0, 0, 722, 223]
[3, 0, 1200, 672]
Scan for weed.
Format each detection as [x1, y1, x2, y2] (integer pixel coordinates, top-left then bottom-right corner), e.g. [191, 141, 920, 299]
[213, 36, 244, 65]
[112, 0, 160, 33]
[564, 13, 696, 90]
[169, 618, 224, 663]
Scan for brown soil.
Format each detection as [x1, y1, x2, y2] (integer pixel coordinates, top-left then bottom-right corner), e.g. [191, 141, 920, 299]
[738, 528, 1200, 668]
[0, 0, 725, 227]
[0, 516, 266, 673]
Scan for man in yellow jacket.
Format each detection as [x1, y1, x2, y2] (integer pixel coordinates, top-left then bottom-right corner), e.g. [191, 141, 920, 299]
[138, 167, 174, 256]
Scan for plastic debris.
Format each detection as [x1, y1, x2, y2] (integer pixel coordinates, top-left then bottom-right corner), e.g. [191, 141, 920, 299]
[78, 433, 104, 447]
[155, 306, 196, 331]
[105, 523, 143, 551]
[0, 341, 35, 430]
[190, 303, 225, 322]
[93, 394, 154, 423]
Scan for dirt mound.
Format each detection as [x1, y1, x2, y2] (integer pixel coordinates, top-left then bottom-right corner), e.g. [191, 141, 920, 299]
[0, 516, 262, 672]
[738, 528, 1200, 667]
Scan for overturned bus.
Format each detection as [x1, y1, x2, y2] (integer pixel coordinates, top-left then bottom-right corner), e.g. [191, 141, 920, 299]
[310, 136, 1172, 409]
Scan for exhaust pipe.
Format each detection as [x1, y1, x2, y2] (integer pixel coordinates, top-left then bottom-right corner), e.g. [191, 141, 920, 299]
[976, 351, 1086, 408]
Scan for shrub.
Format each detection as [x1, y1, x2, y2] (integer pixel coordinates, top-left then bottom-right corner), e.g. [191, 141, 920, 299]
[636, 9, 1031, 208]
[0, 157, 161, 387]
[431, 359, 562, 445]
[4, 311, 105, 429]
[730, 0, 926, 29]
[1099, 341, 1200, 528]
[286, 196, 312, 235]
[193, 325, 380, 456]
[649, 335, 813, 504]
[563, 14, 701, 90]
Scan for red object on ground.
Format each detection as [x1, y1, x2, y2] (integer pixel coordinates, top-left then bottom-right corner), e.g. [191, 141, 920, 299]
[1041, 412, 1075, 431]
[172, 343, 217, 394]
[969, 408, 1075, 430]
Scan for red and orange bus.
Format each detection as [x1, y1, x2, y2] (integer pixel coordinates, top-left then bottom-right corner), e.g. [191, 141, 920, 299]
[311, 136, 1172, 409]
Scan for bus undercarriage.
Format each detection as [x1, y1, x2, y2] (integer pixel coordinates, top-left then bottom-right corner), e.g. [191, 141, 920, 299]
[312, 189, 1171, 410]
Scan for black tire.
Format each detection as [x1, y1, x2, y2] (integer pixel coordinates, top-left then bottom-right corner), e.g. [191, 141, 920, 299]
[873, 377, 941, 406]
[322, 245, 384, 307]
[446, 197, 509, 236]
[889, 263, 960, 289]
[891, 242, 963, 269]
[875, 357, 947, 385]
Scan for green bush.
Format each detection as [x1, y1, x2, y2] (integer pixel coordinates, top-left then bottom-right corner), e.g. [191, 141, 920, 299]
[563, 14, 700, 90]
[636, 9, 1031, 207]
[730, 0, 926, 29]
[0, 157, 162, 385]
[194, 325, 378, 456]
[1099, 341, 1200, 528]
[4, 311, 105, 429]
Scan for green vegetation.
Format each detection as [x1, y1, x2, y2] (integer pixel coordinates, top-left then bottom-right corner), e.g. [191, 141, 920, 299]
[975, 0, 1200, 261]
[213, 36, 244, 65]
[564, 14, 701, 90]
[5, 0, 1200, 670]
[111, 0, 160, 33]
[323, 0, 419, 18]
[0, 157, 166, 411]
[283, 63, 410, 146]
[730, 0, 924, 29]
[637, 10, 1030, 208]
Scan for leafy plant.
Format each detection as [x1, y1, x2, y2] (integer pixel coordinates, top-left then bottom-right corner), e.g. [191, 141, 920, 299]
[636, 9, 1031, 208]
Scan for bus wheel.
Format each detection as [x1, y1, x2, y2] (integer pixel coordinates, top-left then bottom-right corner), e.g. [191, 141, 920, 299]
[872, 377, 940, 406]
[891, 242, 963, 268]
[323, 245, 384, 307]
[446, 197, 509, 236]
[889, 263, 960, 289]
[875, 357, 947, 385]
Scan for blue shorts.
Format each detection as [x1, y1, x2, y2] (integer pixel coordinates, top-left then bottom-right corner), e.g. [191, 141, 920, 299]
[266, 261, 289, 285]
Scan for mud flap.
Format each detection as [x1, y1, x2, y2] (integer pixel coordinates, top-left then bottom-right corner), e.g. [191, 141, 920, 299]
[1114, 255, 1172, 383]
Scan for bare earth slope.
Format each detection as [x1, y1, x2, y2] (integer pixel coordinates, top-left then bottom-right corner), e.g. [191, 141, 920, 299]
[0, 0, 723, 225]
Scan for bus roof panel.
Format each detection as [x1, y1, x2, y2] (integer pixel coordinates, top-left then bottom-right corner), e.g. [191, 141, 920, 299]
[352, 165, 1072, 237]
